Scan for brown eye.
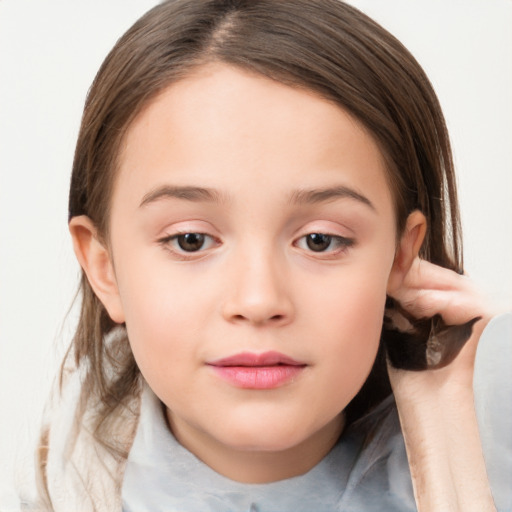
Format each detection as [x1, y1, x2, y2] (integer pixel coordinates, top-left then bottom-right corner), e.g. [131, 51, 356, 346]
[176, 233, 206, 252]
[306, 233, 332, 252]
[295, 232, 355, 255]
[158, 231, 218, 258]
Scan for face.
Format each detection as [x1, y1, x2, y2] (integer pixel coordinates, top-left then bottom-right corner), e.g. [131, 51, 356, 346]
[96, 63, 402, 480]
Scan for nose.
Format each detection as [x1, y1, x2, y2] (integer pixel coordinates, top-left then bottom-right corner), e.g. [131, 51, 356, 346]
[221, 248, 294, 327]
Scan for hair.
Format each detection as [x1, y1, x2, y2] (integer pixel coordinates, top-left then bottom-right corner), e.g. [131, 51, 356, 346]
[62, 0, 462, 470]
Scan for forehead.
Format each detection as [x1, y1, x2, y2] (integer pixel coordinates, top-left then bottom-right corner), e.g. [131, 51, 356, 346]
[115, 63, 393, 216]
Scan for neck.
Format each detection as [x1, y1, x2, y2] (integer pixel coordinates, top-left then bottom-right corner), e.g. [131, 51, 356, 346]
[166, 410, 345, 484]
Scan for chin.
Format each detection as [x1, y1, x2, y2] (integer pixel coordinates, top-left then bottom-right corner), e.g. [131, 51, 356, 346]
[221, 429, 306, 453]
[214, 413, 332, 454]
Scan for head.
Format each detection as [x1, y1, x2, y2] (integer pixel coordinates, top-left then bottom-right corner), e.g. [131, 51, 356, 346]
[66, 0, 461, 464]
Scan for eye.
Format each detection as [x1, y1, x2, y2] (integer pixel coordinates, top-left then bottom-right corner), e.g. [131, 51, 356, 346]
[175, 233, 206, 252]
[305, 233, 332, 252]
[296, 233, 354, 254]
[160, 232, 216, 253]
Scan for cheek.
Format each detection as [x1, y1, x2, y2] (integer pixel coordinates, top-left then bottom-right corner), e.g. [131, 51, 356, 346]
[307, 262, 389, 395]
[328, 287, 384, 359]
[308, 254, 390, 336]
[114, 254, 212, 380]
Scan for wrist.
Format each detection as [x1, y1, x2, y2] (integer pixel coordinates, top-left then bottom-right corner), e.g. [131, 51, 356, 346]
[392, 374, 495, 511]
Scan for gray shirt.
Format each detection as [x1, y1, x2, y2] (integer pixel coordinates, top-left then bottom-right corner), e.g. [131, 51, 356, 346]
[122, 313, 512, 511]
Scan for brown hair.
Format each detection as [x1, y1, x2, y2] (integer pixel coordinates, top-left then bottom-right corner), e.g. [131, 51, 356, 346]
[65, 0, 461, 469]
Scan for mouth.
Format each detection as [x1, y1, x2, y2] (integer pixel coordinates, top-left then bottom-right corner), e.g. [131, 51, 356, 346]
[206, 351, 307, 389]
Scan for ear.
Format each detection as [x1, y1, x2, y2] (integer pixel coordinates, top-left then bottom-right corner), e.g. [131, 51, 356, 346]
[387, 210, 427, 295]
[69, 215, 125, 323]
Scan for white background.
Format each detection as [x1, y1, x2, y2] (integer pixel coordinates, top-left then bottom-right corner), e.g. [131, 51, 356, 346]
[1, 1, 511, 508]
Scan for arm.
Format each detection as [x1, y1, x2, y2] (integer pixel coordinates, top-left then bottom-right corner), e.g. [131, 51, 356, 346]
[387, 259, 501, 512]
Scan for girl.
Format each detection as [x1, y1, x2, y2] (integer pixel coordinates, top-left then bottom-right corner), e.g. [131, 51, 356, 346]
[21, 1, 511, 510]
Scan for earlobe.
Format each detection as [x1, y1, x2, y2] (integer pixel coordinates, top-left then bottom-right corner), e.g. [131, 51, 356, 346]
[69, 216, 125, 323]
[387, 210, 427, 294]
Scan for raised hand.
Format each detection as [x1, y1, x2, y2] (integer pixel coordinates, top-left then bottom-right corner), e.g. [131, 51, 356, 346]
[386, 258, 499, 512]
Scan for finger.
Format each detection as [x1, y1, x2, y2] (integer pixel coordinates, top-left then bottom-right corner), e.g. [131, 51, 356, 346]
[389, 287, 486, 325]
[400, 259, 472, 293]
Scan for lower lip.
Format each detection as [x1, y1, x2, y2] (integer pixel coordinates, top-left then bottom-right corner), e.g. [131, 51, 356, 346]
[209, 365, 305, 389]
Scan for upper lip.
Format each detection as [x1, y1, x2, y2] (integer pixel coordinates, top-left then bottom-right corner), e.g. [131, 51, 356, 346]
[207, 351, 306, 367]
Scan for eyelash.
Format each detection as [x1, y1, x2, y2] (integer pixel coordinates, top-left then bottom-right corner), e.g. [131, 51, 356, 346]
[157, 231, 355, 259]
[158, 232, 219, 260]
[294, 233, 355, 257]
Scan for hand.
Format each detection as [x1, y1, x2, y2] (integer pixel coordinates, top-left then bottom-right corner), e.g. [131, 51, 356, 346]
[385, 258, 498, 512]
[386, 257, 499, 389]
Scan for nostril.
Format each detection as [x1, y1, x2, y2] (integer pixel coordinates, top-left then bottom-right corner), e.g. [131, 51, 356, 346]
[230, 313, 286, 324]
[221, 290, 294, 325]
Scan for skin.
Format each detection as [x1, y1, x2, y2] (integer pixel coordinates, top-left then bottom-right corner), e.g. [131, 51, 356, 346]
[387, 260, 497, 511]
[70, 62, 497, 506]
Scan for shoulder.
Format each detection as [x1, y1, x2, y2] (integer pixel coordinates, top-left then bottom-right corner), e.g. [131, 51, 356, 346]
[21, 363, 143, 512]
[474, 312, 512, 512]
[339, 313, 512, 511]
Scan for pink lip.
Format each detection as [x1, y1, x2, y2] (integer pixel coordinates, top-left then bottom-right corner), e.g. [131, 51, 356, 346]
[207, 351, 306, 389]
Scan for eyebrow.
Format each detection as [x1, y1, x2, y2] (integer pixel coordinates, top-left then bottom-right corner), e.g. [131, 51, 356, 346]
[289, 185, 376, 211]
[139, 185, 226, 207]
[139, 183, 376, 212]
